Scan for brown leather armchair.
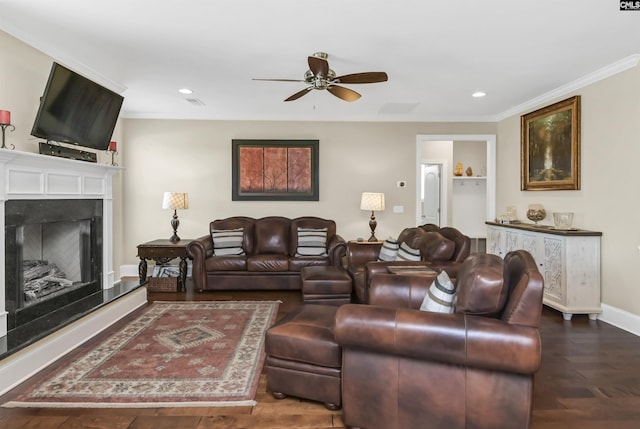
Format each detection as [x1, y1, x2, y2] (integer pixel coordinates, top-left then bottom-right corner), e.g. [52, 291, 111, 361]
[334, 250, 544, 429]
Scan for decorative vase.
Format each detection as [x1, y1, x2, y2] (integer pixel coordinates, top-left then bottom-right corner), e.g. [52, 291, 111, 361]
[465, 167, 473, 176]
[526, 204, 546, 225]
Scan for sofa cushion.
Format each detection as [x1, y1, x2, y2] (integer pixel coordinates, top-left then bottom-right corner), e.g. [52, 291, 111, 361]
[254, 217, 290, 255]
[396, 227, 427, 255]
[289, 257, 330, 272]
[295, 227, 328, 257]
[205, 255, 247, 271]
[247, 254, 290, 272]
[455, 253, 507, 316]
[378, 238, 399, 261]
[211, 228, 245, 256]
[395, 242, 421, 262]
[420, 231, 455, 262]
[419, 271, 455, 313]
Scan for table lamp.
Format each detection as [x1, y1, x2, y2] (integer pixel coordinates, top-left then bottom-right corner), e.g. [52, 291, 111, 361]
[162, 192, 189, 242]
[360, 192, 385, 242]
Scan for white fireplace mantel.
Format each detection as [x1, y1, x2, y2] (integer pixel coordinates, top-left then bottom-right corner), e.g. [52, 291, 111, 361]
[0, 149, 122, 337]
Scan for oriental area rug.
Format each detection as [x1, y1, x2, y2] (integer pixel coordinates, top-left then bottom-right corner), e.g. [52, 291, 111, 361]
[3, 301, 279, 408]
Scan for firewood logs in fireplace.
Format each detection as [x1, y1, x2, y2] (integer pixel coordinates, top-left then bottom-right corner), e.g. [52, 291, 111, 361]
[23, 260, 72, 302]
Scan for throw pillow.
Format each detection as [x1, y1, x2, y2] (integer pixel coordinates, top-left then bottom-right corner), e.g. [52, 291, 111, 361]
[395, 241, 421, 262]
[420, 271, 456, 313]
[211, 228, 245, 256]
[295, 227, 328, 257]
[378, 237, 399, 261]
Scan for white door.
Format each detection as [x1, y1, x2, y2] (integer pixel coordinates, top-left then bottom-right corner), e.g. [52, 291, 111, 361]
[422, 164, 441, 226]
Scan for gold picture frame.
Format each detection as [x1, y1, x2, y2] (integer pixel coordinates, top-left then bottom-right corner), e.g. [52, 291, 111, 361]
[521, 95, 580, 191]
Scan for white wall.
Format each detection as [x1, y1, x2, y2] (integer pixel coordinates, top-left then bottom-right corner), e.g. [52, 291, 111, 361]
[496, 63, 640, 318]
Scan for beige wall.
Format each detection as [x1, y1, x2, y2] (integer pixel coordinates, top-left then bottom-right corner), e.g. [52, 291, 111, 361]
[0, 30, 124, 274]
[495, 64, 640, 316]
[121, 120, 495, 264]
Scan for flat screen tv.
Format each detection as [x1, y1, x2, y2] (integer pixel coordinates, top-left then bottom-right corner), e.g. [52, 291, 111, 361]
[31, 62, 124, 151]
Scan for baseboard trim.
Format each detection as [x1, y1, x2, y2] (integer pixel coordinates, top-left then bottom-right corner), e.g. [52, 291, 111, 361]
[0, 287, 147, 396]
[599, 303, 640, 337]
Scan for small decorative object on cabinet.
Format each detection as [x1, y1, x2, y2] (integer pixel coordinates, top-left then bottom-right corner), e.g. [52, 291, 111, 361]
[486, 221, 601, 320]
[454, 162, 463, 176]
[526, 204, 546, 224]
[553, 212, 574, 230]
[465, 166, 473, 176]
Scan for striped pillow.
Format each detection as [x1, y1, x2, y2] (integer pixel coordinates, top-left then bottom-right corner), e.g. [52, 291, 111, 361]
[420, 271, 456, 313]
[211, 228, 245, 256]
[395, 242, 421, 262]
[378, 238, 399, 261]
[295, 227, 328, 257]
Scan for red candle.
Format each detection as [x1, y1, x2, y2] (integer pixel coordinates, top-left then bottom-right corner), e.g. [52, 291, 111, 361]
[108, 141, 117, 151]
[0, 110, 10, 125]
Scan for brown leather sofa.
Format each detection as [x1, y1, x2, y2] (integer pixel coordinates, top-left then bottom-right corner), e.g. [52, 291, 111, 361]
[186, 216, 346, 291]
[346, 224, 471, 303]
[334, 250, 544, 429]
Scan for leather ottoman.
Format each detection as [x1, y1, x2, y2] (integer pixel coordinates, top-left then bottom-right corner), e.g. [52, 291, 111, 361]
[265, 304, 342, 410]
[301, 266, 352, 306]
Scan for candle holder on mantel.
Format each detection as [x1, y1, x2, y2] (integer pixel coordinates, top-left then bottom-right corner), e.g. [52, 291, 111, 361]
[0, 109, 15, 150]
[106, 140, 118, 166]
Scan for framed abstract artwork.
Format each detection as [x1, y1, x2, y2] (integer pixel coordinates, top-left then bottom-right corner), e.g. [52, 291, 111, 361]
[232, 139, 319, 201]
[521, 95, 581, 191]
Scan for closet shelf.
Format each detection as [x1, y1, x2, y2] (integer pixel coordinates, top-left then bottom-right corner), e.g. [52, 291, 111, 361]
[453, 176, 486, 180]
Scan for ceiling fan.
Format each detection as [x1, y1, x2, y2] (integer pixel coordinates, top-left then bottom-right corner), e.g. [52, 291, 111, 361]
[253, 52, 388, 102]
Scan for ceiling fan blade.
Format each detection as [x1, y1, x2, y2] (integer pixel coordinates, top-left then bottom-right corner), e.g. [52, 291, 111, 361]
[253, 78, 305, 82]
[284, 87, 313, 102]
[327, 85, 361, 102]
[308, 56, 329, 77]
[334, 72, 388, 84]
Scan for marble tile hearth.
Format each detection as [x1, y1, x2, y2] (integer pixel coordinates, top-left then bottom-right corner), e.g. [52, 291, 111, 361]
[0, 280, 143, 360]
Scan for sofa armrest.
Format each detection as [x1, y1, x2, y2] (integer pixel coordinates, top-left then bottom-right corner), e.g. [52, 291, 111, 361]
[346, 241, 382, 271]
[186, 234, 213, 291]
[327, 234, 347, 267]
[364, 260, 440, 303]
[367, 273, 435, 309]
[334, 304, 541, 375]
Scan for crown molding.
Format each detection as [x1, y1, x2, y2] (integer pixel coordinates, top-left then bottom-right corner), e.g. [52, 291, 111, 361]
[495, 54, 640, 121]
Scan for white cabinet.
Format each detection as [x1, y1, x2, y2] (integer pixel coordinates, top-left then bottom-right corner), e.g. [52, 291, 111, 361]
[486, 222, 602, 321]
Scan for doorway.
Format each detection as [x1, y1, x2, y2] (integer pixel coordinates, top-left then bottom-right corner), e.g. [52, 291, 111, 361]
[415, 134, 496, 233]
[420, 162, 443, 226]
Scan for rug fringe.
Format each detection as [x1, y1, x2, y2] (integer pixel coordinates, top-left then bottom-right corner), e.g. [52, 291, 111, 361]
[2, 399, 257, 408]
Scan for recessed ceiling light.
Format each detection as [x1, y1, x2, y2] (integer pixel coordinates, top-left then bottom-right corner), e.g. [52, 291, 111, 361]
[178, 88, 193, 94]
[472, 91, 486, 98]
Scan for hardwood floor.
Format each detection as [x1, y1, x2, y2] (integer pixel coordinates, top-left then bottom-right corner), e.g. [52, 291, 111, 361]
[1, 284, 640, 428]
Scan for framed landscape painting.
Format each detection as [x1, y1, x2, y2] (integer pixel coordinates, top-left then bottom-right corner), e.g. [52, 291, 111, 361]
[232, 139, 319, 201]
[521, 96, 581, 191]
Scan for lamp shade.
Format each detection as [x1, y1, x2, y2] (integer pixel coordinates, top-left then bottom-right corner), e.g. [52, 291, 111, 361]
[162, 192, 189, 210]
[360, 192, 385, 211]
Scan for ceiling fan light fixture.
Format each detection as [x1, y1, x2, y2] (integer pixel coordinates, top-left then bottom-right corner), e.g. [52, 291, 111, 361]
[254, 52, 388, 102]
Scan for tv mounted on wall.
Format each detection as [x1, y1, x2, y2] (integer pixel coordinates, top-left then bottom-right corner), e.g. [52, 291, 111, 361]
[31, 62, 124, 151]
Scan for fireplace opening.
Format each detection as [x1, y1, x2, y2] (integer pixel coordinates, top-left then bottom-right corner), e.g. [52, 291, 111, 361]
[5, 199, 102, 332]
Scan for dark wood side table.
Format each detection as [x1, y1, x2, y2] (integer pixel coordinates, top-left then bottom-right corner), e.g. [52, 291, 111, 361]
[137, 239, 193, 291]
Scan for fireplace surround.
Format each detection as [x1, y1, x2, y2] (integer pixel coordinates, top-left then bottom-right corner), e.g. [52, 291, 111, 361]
[5, 198, 103, 332]
[0, 150, 119, 338]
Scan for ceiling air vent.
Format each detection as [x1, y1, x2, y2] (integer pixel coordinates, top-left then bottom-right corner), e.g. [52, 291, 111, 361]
[185, 98, 205, 106]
